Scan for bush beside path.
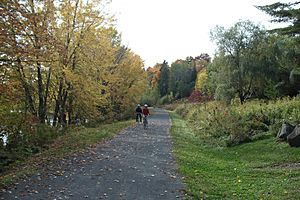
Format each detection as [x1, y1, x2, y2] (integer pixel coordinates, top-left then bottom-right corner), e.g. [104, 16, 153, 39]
[0, 108, 185, 200]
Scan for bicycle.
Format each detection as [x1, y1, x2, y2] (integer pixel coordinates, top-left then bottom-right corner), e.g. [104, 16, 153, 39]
[143, 115, 148, 129]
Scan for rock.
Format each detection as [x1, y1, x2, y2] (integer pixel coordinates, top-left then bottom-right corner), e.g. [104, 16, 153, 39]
[287, 125, 300, 147]
[277, 122, 295, 141]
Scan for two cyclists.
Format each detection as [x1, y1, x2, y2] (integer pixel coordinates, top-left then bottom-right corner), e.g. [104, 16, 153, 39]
[135, 104, 150, 129]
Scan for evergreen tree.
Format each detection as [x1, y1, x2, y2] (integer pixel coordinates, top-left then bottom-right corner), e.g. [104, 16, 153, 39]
[169, 58, 197, 99]
[256, 2, 300, 35]
[157, 60, 170, 97]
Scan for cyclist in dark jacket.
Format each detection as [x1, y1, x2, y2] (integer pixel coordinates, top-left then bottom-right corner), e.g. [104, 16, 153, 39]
[135, 104, 142, 123]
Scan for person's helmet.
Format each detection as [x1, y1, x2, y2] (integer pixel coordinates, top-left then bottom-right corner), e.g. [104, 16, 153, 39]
[144, 104, 148, 107]
[137, 104, 140, 106]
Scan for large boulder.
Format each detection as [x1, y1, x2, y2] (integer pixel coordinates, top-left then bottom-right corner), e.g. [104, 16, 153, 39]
[287, 125, 300, 147]
[277, 122, 295, 141]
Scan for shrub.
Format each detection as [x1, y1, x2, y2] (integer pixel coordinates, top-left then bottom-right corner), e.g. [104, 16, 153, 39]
[188, 90, 213, 103]
[174, 97, 300, 147]
[175, 103, 194, 118]
[158, 94, 173, 105]
[28, 124, 58, 148]
[0, 113, 59, 173]
[140, 88, 160, 106]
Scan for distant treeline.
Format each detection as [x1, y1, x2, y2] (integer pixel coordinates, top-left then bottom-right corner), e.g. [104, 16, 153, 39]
[142, 2, 300, 105]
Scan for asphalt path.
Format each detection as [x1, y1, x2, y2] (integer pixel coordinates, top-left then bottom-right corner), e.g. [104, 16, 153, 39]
[1, 108, 185, 200]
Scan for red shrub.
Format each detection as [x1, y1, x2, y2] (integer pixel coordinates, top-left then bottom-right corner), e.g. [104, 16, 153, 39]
[188, 90, 213, 103]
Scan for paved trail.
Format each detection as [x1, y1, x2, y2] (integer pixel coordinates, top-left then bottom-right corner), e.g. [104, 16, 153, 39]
[1, 108, 185, 200]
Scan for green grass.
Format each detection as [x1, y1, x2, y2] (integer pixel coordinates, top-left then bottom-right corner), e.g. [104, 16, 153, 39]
[0, 120, 133, 189]
[170, 112, 300, 200]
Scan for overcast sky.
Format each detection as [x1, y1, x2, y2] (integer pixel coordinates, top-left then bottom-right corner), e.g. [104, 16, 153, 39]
[108, 0, 291, 68]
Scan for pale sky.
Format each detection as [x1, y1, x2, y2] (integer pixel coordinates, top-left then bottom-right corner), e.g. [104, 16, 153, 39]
[108, 0, 291, 68]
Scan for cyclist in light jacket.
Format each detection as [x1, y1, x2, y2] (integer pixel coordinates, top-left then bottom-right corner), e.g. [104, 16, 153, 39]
[142, 104, 150, 129]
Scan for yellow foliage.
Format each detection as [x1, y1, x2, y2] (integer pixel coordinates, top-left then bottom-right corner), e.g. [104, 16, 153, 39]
[195, 69, 208, 91]
[1, 0, 147, 122]
[107, 50, 147, 114]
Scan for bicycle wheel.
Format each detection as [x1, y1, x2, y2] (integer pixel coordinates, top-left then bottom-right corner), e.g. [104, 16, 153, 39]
[143, 117, 148, 129]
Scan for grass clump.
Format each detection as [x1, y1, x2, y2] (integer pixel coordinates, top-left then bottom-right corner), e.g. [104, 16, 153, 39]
[170, 112, 300, 200]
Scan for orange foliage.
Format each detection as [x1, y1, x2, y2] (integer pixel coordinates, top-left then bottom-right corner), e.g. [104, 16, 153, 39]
[146, 65, 161, 88]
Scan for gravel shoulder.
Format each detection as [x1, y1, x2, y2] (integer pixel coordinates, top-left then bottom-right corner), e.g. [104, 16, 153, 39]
[0, 108, 185, 200]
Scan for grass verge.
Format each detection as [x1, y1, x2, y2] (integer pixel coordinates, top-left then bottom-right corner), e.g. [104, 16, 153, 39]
[0, 120, 133, 189]
[170, 112, 300, 200]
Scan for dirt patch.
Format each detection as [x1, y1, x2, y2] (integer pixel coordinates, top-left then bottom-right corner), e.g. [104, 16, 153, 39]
[270, 162, 300, 170]
[255, 162, 300, 170]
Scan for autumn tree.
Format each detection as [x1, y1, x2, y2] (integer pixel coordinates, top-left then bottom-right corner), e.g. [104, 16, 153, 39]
[1, 0, 56, 123]
[140, 64, 161, 106]
[146, 64, 161, 88]
[0, 0, 149, 170]
[194, 53, 211, 92]
[50, 0, 129, 125]
[106, 48, 147, 119]
[1, 0, 147, 126]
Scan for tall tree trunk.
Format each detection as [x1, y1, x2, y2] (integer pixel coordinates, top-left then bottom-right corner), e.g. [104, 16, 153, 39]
[53, 77, 64, 127]
[44, 67, 52, 123]
[239, 95, 245, 104]
[37, 64, 45, 123]
[17, 60, 36, 116]
[67, 94, 73, 125]
[59, 89, 68, 127]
